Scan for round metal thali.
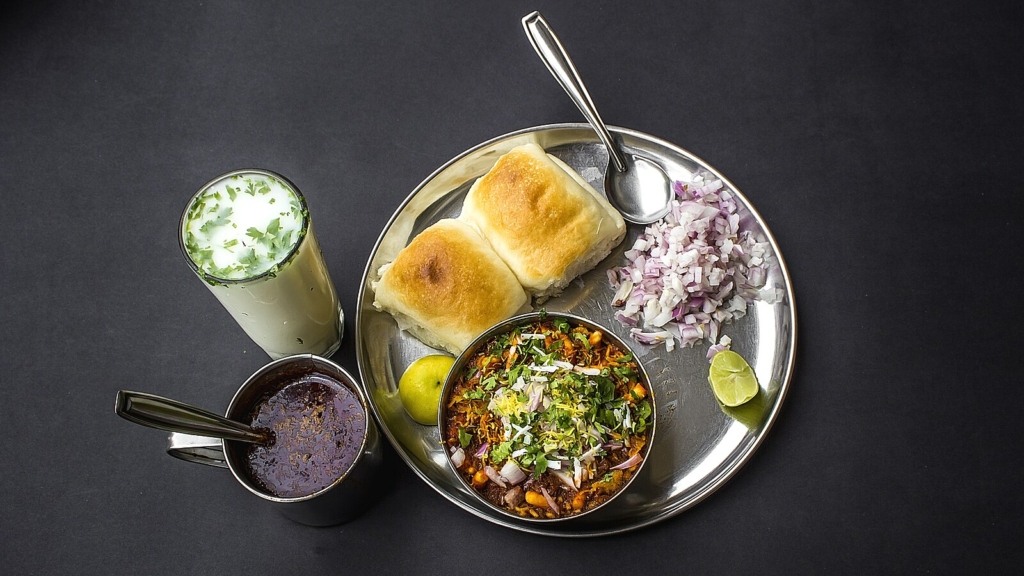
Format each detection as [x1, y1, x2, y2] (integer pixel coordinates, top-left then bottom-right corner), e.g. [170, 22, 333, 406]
[355, 123, 797, 537]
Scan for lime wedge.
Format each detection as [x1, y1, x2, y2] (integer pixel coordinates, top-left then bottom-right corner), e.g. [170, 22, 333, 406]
[708, 350, 759, 407]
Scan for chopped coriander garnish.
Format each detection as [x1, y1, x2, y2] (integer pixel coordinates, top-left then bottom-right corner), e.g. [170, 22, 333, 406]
[553, 317, 570, 333]
[183, 174, 306, 280]
[490, 441, 511, 462]
[533, 453, 548, 476]
[458, 427, 472, 448]
[463, 389, 486, 400]
[447, 318, 649, 486]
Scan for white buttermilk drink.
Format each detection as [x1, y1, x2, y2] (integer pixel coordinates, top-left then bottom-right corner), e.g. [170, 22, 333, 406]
[180, 170, 343, 359]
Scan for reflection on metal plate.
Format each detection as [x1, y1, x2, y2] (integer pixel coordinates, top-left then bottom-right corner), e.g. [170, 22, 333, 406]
[355, 124, 797, 537]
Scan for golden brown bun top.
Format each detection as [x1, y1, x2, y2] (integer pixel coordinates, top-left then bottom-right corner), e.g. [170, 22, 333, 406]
[460, 143, 625, 292]
[373, 219, 529, 353]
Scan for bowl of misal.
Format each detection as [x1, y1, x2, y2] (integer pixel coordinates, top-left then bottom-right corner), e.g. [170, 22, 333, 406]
[439, 311, 656, 522]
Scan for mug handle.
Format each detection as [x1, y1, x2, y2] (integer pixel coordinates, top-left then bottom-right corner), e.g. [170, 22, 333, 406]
[115, 390, 267, 470]
[166, 433, 228, 468]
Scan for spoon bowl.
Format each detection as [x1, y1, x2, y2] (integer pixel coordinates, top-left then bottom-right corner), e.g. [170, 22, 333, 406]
[606, 152, 673, 224]
[522, 11, 673, 224]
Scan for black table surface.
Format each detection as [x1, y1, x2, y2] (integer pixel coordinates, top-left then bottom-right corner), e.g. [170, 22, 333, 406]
[2, 1, 1021, 574]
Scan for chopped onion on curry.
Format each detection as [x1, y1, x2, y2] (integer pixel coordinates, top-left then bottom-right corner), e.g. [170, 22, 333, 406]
[444, 317, 651, 519]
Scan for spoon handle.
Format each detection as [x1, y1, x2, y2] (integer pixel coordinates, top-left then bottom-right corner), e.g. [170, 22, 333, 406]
[115, 390, 269, 444]
[522, 11, 628, 173]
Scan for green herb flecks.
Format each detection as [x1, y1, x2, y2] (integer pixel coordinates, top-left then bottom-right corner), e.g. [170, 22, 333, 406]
[490, 441, 511, 463]
[463, 320, 648, 478]
[463, 389, 486, 400]
[458, 427, 472, 448]
[184, 175, 304, 280]
[532, 454, 549, 477]
[553, 317, 570, 334]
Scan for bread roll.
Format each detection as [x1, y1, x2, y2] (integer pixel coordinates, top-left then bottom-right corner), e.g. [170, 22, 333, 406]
[372, 219, 530, 355]
[460, 143, 626, 300]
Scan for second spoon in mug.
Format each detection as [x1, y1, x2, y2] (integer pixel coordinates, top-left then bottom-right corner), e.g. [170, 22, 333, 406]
[522, 11, 672, 225]
[115, 390, 271, 444]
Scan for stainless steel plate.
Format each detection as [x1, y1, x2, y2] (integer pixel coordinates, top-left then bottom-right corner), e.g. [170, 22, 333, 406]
[355, 124, 797, 537]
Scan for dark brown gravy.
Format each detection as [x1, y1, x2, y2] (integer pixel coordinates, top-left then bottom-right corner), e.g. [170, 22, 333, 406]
[243, 373, 365, 498]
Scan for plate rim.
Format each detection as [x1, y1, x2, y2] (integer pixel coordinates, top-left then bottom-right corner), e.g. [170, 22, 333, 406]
[355, 122, 798, 537]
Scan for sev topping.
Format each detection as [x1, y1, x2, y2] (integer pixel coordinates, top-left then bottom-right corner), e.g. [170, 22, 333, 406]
[444, 316, 651, 519]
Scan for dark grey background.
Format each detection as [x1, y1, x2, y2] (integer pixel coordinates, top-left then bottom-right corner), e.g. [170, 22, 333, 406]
[1, 0, 1021, 574]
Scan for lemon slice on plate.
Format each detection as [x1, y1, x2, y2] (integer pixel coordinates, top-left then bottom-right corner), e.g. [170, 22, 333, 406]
[708, 350, 759, 407]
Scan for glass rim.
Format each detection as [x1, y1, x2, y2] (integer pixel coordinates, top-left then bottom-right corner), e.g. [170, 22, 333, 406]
[178, 168, 310, 285]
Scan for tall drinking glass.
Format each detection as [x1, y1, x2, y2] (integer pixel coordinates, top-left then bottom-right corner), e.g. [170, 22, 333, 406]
[179, 169, 343, 359]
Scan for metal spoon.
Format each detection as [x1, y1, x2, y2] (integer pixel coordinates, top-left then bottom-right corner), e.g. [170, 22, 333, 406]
[522, 11, 672, 224]
[115, 390, 271, 444]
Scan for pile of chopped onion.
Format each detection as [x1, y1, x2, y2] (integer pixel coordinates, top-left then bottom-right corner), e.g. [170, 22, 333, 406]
[706, 334, 732, 361]
[608, 173, 782, 351]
